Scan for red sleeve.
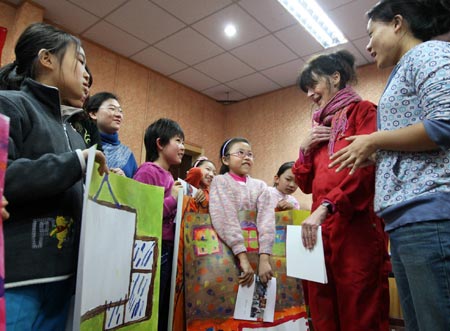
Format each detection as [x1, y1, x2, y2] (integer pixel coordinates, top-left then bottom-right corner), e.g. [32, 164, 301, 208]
[185, 167, 203, 188]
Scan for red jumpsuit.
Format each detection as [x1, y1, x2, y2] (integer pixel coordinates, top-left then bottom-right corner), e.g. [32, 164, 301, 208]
[292, 101, 390, 331]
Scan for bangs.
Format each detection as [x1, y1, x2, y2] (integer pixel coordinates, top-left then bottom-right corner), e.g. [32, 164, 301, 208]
[298, 66, 318, 92]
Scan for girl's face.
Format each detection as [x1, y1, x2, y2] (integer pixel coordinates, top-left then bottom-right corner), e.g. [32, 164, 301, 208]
[90, 98, 123, 134]
[223, 142, 254, 176]
[199, 161, 216, 187]
[56, 44, 89, 103]
[366, 18, 402, 69]
[274, 168, 298, 195]
[160, 135, 185, 166]
[306, 73, 340, 108]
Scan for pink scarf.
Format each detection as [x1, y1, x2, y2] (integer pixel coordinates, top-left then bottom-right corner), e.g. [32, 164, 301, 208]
[312, 86, 362, 155]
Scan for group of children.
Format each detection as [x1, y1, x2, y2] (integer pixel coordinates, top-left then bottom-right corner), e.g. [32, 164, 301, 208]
[0, 22, 300, 330]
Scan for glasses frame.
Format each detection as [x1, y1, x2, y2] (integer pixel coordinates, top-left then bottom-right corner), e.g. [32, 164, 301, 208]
[227, 150, 255, 159]
[99, 105, 123, 114]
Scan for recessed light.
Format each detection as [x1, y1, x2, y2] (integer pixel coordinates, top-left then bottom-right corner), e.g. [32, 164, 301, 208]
[224, 24, 237, 37]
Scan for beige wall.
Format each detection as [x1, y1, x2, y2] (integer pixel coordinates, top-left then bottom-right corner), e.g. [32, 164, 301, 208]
[0, 1, 392, 209]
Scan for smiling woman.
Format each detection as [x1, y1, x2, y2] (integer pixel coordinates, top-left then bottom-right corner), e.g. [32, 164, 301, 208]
[85, 92, 138, 178]
[292, 50, 390, 331]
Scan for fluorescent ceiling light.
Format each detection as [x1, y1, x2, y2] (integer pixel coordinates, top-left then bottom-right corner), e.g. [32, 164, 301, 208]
[277, 0, 347, 48]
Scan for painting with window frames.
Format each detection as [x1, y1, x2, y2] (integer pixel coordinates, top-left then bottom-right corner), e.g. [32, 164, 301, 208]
[73, 169, 164, 331]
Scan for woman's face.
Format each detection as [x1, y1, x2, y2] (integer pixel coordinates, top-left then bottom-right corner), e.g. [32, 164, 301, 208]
[199, 161, 216, 187]
[366, 18, 402, 69]
[274, 168, 298, 195]
[90, 98, 123, 134]
[306, 73, 340, 108]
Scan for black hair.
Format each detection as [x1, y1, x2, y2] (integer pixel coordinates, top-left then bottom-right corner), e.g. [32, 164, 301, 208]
[0, 22, 81, 90]
[219, 137, 250, 174]
[144, 118, 185, 162]
[84, 92, 118, 114]
[298, 50, 357, 93]
[367, 0, 450, 41]
[276, 161, 295, 177]
[86, 65, 93, 88]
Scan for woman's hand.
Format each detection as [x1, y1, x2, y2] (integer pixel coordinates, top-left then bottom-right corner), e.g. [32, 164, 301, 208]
[301, 205, 328, 249]
[300, 125, 331, 155]
[1, 196, 9, 220]
[237, 252, 254, 287]
[258, 254, 273, 284]
[329, 135, 377, 174]
[193, 189, 205, 203]
[276, 199, 294, 211]
[110, 168, 125, 176]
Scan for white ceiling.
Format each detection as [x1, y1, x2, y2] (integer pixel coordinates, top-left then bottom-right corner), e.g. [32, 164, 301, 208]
[6, 0, 378, 102]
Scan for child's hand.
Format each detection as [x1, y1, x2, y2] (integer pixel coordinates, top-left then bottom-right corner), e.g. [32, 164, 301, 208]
[110, 168, 125, 176]
[193, 190, 205, 203]
[171, 181, 183, 199]
[258, 254, 273, 284]
[81, 149, 109, 176]
[1, 196, 9, 220]
[237, 252, 254, 287]
[276, 199, 294, 211]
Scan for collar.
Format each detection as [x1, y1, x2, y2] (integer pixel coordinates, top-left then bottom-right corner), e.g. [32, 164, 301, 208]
[21, 78, 61, 117]
[100, 132, 120, 146]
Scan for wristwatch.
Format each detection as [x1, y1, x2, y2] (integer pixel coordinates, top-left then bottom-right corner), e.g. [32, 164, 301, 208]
[321, 201, 333, 214]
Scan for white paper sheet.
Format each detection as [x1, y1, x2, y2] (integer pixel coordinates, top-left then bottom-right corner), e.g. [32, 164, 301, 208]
[177, 177, 198, 197]
[234, 276, 276, 323]
[286, 225, 327, 284]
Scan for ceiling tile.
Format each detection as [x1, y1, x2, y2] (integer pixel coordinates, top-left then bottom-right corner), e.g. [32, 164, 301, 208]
[131, 46, 187, 76]
[328, 0, 378, 40]
[33, 0, 98, 34]
[155, 28, 224, 65]
[105, 0, 185, 44]
[352, 36, 374, 63]
[275, 24, 323, 57]
[316, 0, 354, 10]
[170, 68, 220, 91]
[226, 73, 280, 97]
[82, 21, 147, 57]
[307, 42, 368, 67]
[202, 85, 247, 101]
[261, 58, 305, 87]
[151, 0, 232, 24]
[68, 0, 127, 17]
[238, 0, 297, 32]
[231, 35, 297, 70]
[192, 4, 269, 50]
[195, 53, 255, 82]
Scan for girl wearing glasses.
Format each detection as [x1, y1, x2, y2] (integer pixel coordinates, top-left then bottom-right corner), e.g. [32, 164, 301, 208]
[209, 137, 275, 287]
[85, 92, 137, 177]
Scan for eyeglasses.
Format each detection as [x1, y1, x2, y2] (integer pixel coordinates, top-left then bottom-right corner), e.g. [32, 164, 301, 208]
[228, 150, 254, 159]
[100, 105, 123, 114]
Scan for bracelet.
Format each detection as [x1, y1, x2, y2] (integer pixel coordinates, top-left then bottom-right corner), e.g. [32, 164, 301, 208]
[321, 201, 333, 214]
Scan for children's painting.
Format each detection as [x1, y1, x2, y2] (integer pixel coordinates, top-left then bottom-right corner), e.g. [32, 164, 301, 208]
[73, 163, 164, 331]
[0, 114, 9, 331]
[177, 209, 310, 331]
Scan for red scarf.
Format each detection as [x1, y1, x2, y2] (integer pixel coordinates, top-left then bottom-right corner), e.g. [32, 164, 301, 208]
[312, 86, 362, 155]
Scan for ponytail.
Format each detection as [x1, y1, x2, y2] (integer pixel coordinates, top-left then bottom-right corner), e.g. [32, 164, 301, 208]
[0, 62, 23, 90]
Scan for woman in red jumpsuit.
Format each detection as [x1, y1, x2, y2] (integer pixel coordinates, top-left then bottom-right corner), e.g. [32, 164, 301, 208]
[292, 50, 390, 331]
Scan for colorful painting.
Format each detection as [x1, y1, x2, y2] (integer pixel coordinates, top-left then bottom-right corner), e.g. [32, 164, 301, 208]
[0, 114, 9, 331]
[73, 165, 164, 331]
[178, 209, 311, 331]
